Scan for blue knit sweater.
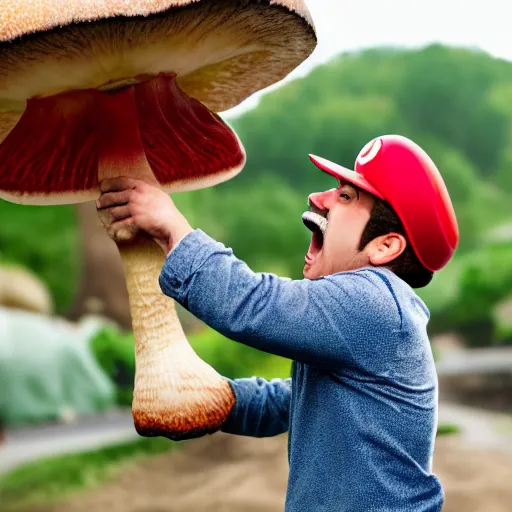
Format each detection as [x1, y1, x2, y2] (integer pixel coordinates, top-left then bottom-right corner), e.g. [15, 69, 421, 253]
[159, 229, 444, 512]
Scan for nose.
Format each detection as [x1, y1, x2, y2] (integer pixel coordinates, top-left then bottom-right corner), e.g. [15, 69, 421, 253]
[308, 189, 337, 210]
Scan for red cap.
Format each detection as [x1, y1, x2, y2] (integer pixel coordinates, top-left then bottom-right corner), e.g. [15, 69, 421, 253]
[309, 135, 459, 272]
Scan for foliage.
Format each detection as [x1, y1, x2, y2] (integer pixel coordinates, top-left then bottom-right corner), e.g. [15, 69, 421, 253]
[0, 203, 78, 313]
[190, 326, 292, 380]
[395, 45, 512, 175]
[230, 46, 512, 202]
[451, 242, 512, 324]
[436, 423, 461, 436]
[419, 240, 512, 344]
[90, 326, 138, 406]
[0, 437, 173, 511]
[494, 299, 512, 343]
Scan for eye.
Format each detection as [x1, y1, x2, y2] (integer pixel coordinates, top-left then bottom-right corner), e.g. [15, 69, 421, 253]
[339, 192, 351, 201]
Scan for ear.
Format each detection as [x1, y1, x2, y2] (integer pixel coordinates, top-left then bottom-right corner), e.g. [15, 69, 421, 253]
[367, 233, 407, 266]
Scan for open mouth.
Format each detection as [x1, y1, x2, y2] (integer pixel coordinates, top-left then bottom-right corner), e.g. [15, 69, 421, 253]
[302, 211, 328, 263]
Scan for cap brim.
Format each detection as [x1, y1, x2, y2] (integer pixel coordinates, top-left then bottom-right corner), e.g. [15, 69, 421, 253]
[309, 154, 385, 200]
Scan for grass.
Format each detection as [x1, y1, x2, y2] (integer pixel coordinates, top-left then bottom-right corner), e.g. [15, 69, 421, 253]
[437, 423, 461, 436]
[0, 436, 175, 512]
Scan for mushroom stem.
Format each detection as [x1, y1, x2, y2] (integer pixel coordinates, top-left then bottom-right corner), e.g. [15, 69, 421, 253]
[97, 85, 234, 440]
[119, 239, 235, 439]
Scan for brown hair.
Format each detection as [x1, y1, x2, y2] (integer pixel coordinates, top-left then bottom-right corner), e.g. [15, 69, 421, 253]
[358, 198, 434, 288]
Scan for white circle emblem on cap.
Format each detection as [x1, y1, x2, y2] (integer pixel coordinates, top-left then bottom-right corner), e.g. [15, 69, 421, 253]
[357, 138, 382, 165]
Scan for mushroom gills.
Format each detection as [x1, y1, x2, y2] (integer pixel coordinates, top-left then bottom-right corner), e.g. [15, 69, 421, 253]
[0, 74, 245, 204]
[0, 0, 317, 115]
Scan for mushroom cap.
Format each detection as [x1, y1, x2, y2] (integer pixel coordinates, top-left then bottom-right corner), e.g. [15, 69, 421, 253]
[0, 0, 316, 124]
[0, 0, 316, 205]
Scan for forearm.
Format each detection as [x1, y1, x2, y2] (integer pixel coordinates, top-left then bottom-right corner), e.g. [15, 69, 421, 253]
[221, 377, 291, 437]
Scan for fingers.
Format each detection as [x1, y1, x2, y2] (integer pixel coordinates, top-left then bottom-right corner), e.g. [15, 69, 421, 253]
[108, 218, 141, 244]
[95, 179, 145, 244]
[96, 201, 131, 231]
[96, 190, 132, 209]
[99, 177, 140, 193]
[109, 205, 131, 221]
[97, 206, 141, 244]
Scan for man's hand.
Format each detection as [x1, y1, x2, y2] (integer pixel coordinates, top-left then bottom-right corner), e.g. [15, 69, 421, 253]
[96, 177, 193, 255]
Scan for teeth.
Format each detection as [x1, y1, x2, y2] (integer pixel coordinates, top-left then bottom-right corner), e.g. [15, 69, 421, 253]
[302, 211, 328, 236]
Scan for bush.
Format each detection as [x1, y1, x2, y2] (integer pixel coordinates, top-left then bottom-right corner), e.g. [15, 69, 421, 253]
[419, 240, 512, 344]
[436, 423, 460, 436]
[453, 242, 512, 322]
[90, 326, 138, 406]
[494, 297, 512, 344]
[0, 202, 78, 313]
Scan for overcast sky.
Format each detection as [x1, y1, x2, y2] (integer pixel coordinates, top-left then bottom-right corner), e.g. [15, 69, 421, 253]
[224, 0, 510, 118]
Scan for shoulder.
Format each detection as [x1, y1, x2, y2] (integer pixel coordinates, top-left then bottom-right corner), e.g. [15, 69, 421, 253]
[324, 266, 429, 328]
[325, 266, 403, 303]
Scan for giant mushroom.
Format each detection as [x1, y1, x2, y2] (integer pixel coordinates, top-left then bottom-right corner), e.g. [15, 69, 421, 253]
[0, 0, 316, 439]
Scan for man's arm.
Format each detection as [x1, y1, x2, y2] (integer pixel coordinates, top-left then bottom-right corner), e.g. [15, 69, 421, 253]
[160, 229, 394, 369]
[95, 179, 393, 369]
[221, 377, 291, 437]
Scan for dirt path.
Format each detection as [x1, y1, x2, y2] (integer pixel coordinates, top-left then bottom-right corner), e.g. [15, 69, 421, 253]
[36, 432, 512, 512]
[434, 436, 512, 512]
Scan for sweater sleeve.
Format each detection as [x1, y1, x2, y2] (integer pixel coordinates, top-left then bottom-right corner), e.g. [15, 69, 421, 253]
[220, 377, 291, 437]
[159, 229, 396, 369]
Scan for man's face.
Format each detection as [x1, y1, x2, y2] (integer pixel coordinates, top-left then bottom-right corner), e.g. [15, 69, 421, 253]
[302, 181, 375, 280]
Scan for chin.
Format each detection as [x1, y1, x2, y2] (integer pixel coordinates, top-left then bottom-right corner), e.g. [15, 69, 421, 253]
[303, 265, 320, 280]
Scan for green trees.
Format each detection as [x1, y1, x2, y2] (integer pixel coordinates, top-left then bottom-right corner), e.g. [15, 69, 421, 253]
[0, 203, 77, 312]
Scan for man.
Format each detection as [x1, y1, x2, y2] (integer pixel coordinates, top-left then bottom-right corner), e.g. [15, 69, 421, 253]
[97, 134, 459, 512]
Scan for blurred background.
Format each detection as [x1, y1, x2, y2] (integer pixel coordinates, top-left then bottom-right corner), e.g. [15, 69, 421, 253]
[1, 1, 512, 511]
